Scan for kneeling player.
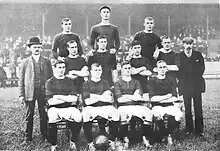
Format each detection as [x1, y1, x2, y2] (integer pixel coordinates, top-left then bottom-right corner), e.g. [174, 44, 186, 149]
[46, 60, 82, 151]
[82, 63, 120, 150]
[114, 61, 153, 149]
[149, 60, 183, 146]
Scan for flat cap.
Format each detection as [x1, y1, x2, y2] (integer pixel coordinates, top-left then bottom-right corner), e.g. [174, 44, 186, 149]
[183, 37, 194, 44]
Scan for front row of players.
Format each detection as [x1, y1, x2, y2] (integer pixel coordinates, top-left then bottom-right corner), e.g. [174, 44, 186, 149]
[46, 59, 183, 151]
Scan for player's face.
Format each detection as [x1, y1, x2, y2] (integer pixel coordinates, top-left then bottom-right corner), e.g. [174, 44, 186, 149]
[30, 44, 42, 55]
[54, 63, 66, 77]
[144, 19, 154, 31]
[121, 64, 131, 76]
[67, 42, 78, 56]
[183, 42, 193, 51]
[157, 62, 167, 76]
[97, 38, 107, 50]
[132, 44, 141, 56]
[61, 20, 72, 32]
[100, 8, 110, 20]
[162, 38, 171, 50]
[91, 66, 102, 78]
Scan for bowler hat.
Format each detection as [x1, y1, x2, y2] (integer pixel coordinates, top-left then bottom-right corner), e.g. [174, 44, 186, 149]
[183, 37, 194, 44]
[27, 37, 42, 47]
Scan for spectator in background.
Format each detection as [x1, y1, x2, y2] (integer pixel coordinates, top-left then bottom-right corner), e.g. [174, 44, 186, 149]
[0, 63, 7, 88]
[52, 18, 83, 60]
[18, 37, 53, 142]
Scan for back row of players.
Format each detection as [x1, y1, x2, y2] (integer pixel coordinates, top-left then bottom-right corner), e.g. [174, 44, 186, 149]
[23, 5, 205, 151]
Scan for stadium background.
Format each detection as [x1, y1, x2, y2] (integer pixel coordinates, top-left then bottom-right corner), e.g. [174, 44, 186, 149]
[0, 2, 219, 79]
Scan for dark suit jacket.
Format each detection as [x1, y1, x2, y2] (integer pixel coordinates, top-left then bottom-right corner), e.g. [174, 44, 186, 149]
[19, 55, 53, 101]
[178, 50, 205, 96]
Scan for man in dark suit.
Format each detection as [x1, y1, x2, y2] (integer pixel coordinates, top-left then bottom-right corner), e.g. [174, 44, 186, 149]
[178, 37, 205, 136]
[18, 37, 53, 142]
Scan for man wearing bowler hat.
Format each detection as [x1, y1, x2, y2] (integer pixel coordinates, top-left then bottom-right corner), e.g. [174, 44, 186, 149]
[18, 36, 53, 142]
[178, 37, 205, 136]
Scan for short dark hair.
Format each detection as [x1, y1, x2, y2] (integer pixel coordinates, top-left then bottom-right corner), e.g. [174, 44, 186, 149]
[144, 17, 154, 22]
[52, 59, 66, 67]
[156, 60, 166, 67]
[90, 63, 102, 70]
[161, 35, 170, 40]
[96, 35, 107, 42]
[131, 40, 141, 47]
[61, 18, 71, 24]
[99, 5, 111, 12]
[67, 40, 77, 48]
[121, 61, 130, 68]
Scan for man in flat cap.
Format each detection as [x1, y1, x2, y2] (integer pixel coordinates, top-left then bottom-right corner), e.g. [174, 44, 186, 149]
[18, 37, 53, 142]
[177, 37, 205, 136]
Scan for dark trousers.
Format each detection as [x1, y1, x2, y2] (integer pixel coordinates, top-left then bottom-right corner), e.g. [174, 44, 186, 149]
[48, 122, 81, 145]
[25, 88, 47, 140]
[183, 92, 204, 134]
[83, 119, 119, 143]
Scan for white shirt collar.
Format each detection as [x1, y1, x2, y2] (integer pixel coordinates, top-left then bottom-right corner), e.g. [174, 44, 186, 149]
[184, 49, 192, 57]
[143, 30, 153, 33]
[32, 55, 40, 62]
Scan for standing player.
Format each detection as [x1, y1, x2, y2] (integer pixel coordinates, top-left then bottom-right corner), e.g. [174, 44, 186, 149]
[129, 17, 162, 67]
[153, 36, 179, 80]
[90, 5, 120, 54]
[88, 35, 116, 86]
[178, 37, 205, 136]
[129, 40, 152, 100]
[51, 18, 83, 60]
[65, 40, 89, 95]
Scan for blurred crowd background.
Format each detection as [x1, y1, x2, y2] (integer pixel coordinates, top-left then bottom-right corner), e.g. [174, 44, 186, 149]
[0, 3, 219, 80]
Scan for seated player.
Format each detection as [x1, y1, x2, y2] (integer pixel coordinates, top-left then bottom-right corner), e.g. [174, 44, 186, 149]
[65, 40, 89, 95]
[88, 35, 116, 86]
[129, 40, 152, 101]
[45, 60, 82, 151]
[82, 63, 120, 150]
[114, 61, 153, 149]
[153, 36, 179, 80]
[148, 60, 183, 146]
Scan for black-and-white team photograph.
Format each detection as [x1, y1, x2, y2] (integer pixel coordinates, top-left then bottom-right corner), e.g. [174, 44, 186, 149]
[0, 0, 219, 150]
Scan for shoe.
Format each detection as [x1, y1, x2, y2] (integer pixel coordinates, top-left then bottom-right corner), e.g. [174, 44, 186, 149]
[123, 137, 129, 149]
[196, 132, 204, 137]
[69, 141, 77, 151]
[167, 134, 173, 146]
[87, 142, 96, 151]
[51, 145, 57, 151]
[109, 140, 116, 150]
[143, 136, 153, 149]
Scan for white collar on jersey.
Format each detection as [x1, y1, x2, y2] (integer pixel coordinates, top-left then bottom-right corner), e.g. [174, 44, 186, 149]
[62, 31, 73, 34]
[143, 30, 153, 33]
